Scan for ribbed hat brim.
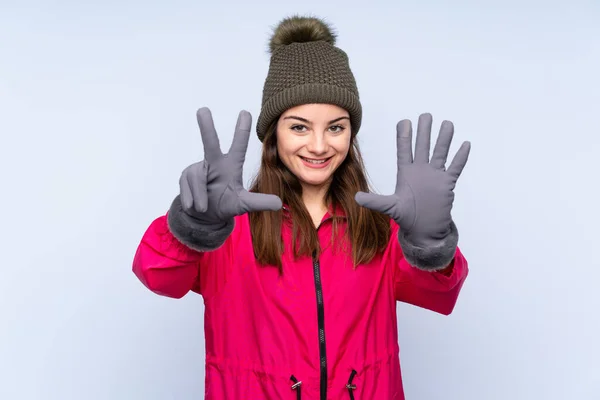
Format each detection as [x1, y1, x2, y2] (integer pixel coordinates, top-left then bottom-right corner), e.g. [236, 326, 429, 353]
[256, 83, 362, 141]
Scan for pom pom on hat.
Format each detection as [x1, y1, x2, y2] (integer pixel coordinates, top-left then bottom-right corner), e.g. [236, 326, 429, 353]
[269, 15, 337, 53]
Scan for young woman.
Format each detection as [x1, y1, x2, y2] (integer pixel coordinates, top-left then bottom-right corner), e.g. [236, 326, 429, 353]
[133, 15, 471, 400]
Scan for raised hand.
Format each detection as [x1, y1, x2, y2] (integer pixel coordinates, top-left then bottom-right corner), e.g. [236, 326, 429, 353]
[179, 107, 282, 226]
[355, 113, 470, 247]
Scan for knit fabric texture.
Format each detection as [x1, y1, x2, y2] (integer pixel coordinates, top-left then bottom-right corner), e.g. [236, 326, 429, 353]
[256, 40, 362, 141]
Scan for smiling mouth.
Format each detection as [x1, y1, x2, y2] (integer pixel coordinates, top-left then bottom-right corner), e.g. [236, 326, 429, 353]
[300, 156, 332, 164]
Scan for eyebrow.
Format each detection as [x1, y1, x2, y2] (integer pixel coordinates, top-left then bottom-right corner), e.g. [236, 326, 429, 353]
[283, 115, 350, 124]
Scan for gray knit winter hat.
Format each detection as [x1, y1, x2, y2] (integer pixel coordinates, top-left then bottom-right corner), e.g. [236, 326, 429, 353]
[256, 15, 362, 142]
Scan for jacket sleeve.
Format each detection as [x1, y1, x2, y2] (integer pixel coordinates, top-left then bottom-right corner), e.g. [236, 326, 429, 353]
[390, 221, 469, 316]
[132, 211, 236, 300]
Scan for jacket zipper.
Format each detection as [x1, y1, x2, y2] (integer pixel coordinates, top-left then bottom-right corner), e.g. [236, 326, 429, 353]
[312, 251, 328, 400]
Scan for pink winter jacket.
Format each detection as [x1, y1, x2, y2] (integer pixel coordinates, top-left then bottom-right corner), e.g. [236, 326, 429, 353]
[132, 206, 468, 400]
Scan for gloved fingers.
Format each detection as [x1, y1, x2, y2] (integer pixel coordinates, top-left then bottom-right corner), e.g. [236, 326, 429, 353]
[396, 119, 413, 165]
[447, 141, 471, 181]
[355, 192, 398, 216]
[238, 190, 282, 213]
[430, 120, 454, 170]
[197, 107, 223, 163]
[187, 161, 208, 214]
[228, 110, 252, 167]
[414, 113, 433, 163]
[179, 168, 194, 211]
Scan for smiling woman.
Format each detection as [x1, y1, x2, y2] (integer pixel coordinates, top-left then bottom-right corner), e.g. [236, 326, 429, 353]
[249, 102, 390, 268]
[132, 14, 471, 400]
[278, 104, 350, 174]
[277, 105, 352, 218]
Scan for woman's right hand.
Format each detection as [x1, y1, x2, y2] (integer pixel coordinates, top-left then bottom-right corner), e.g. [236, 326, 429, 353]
[179, 107, 282, 225]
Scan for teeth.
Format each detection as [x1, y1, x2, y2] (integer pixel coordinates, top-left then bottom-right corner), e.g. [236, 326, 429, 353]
[302, 157, 327, 164]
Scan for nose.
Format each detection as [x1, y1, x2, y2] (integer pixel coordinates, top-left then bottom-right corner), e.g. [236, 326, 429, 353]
[306, 131, 328, 155]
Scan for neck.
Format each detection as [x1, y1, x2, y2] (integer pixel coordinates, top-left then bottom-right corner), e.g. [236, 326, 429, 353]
[301, 183, 329, 210]
[301, 183, 330, 228]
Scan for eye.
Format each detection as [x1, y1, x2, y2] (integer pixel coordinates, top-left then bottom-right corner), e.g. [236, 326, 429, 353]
[328, 125, 346, 133]
[290, 124, 307, 133]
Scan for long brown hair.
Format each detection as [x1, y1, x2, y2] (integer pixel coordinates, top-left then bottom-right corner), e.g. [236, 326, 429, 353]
[248, 119, 391, 272]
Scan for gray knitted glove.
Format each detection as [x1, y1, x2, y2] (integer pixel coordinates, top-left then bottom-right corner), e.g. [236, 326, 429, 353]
[355, 113, 471, 270]
[168, 107, 282, 251]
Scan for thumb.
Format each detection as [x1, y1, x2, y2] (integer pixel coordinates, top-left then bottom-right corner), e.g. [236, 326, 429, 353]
[355, 192, 398, 215]
[239, 191, 283, 213]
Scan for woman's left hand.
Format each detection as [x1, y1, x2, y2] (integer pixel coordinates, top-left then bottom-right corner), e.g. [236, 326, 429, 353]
[355, 113, 471, 248]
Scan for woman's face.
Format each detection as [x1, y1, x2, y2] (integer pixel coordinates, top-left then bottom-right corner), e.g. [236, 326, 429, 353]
[276, 103, 351, 190]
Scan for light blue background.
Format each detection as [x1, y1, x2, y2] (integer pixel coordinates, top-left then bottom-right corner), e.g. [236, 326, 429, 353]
[1, 0, 599, 399]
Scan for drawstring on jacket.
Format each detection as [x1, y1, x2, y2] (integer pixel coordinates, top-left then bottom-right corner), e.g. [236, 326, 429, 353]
[346, 369, 357, 400]
[290, 375, 302, 400]
[291, 370, 357, 399]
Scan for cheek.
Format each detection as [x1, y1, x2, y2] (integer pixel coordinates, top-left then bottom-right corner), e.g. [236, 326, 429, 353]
[275, 138, 298, 170]
[277, 135, 302, 157]
[276, 141, 283, 157]
[275, 132, 288, 158]
[334, 136, 351, 157]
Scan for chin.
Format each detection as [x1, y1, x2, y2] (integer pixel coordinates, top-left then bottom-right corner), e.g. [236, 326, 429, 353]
[300, 178, 330, 187]
[295, 171, 334, 187]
